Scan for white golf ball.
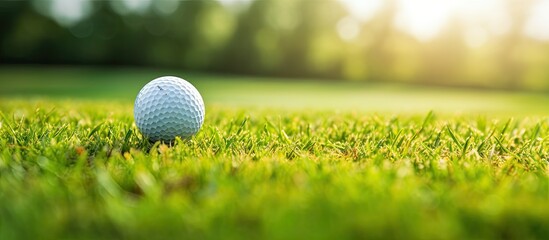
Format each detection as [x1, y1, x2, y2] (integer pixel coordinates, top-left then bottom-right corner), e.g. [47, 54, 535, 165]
[134, 76, 205, 142]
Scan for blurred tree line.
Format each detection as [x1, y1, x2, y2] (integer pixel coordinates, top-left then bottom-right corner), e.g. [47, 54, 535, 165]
[1, 0, 549, 91]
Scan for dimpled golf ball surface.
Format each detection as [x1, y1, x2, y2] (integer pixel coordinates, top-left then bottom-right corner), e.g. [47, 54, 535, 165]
[134, 76, 205, 142]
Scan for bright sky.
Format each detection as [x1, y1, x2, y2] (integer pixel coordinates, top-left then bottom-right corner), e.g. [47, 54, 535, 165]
[339, 0, 384, 22]
[340, 0, 549, 43]
[525, 0, 549, 41]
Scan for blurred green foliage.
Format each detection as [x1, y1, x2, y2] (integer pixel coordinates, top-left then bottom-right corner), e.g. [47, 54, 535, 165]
[1, 0, 549, 90]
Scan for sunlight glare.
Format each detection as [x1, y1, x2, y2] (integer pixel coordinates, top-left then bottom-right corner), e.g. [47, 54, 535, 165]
[340, 0, 517, 42]
[456, 0, 511, 36]
[395, 0, 455, 41]
[525, 0, 549, 41]
[339, 0, 384, 22]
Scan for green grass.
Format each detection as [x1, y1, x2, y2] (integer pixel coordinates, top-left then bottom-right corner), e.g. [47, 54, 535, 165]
[1, 67, 549, 239]
[3, 66, 549, 114]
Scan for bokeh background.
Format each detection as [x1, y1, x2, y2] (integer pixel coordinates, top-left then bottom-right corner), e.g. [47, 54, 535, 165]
[2, 0, 549, 90]
[1, 0, 549, 114]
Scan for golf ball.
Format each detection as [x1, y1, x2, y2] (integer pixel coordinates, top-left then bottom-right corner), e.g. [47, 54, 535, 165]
[134, 76, 205, 142]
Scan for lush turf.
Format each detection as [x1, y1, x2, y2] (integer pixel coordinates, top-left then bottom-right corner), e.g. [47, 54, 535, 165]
[1, 68, 549, 239]
[3, 66, 549, 114]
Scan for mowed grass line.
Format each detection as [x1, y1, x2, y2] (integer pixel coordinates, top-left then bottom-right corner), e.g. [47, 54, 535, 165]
[1, 100, 548, 239]
[2, 66, 549, 115]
